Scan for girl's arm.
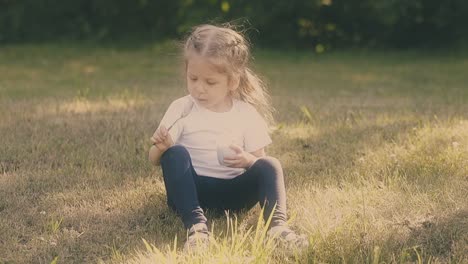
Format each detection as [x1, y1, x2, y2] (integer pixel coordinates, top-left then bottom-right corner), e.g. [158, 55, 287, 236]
[250, 148, 266, 158]
[224, 146, 266, 168]
[148, 126, 174, 166]
[148, 145, 164, 166]
[149, 97, 190, 165]
[246, 148, 266, 167]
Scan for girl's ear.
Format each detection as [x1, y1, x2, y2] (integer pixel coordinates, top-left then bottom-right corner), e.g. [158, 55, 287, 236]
[229, 73, 240, 91]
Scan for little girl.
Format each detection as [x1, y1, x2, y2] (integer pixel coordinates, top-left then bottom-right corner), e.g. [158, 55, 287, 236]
[149, 24, 308, 251]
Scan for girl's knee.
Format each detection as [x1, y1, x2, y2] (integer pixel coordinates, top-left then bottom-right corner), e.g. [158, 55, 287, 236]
[161, 145, 190, 163]
[255, 156, 282, 170]
[160, 146, 193, 177]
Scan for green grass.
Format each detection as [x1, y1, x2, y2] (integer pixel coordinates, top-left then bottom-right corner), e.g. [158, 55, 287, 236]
[0, 42, 467, 263]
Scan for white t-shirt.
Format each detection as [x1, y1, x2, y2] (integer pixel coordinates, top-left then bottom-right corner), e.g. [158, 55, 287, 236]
[157, 95, 272, 179]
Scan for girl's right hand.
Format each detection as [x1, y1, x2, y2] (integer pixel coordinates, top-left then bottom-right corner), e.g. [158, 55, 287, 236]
[150, 125, 174, 152]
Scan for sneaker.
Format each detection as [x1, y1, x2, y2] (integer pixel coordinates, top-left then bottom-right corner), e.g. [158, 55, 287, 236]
[183, 223, 210, 252]
[267, 225, 309, 251]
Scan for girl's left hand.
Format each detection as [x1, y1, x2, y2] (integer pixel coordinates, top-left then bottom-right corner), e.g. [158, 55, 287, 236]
[223, 144, 258, 168]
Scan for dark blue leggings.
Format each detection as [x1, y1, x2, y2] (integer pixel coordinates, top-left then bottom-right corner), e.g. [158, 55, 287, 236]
[160, 145, 288, 229]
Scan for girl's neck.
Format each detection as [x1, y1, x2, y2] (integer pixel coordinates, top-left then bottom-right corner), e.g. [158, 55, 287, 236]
[202, 96, 234, 113]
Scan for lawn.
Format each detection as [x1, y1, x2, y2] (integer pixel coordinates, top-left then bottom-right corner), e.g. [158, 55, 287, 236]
[0, 43, 467, 263]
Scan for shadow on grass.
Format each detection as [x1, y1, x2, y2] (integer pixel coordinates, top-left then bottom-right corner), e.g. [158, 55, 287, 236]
[275, 119, 421, 185]
[382, 209, 468, 263]
[404, 209, 468, 262]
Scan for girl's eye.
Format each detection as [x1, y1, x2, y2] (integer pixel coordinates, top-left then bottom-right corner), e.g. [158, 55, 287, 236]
[190, 77, 197, 81]
[207, 81, 217, 86]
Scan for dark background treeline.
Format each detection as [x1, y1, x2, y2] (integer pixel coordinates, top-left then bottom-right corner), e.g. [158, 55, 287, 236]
[1, 0, 467, 49]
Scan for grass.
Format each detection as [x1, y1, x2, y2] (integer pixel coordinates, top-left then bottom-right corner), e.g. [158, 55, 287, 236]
[0, 42, 467, 263]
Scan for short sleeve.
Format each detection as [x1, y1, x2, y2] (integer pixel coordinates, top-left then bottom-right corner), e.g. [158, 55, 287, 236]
[157, 96, 192, 143]
[243, 104, 272, 152]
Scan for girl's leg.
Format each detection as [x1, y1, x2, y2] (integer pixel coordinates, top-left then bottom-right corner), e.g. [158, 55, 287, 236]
[197, 156, 287, 227]
[244, 156, 288, 227]
[160, 145, 207, 229]
[247, 158, 308, 249]
[196, 174, 259, 214]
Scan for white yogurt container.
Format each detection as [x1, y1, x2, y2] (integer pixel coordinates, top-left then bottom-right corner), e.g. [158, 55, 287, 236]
[216, 136, 237, 166]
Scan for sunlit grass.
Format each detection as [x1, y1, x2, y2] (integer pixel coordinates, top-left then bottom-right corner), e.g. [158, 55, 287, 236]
[0, 43, 467, 263]
[127, 207, 285, 264]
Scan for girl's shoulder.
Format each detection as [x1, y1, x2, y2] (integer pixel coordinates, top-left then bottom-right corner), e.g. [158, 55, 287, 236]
[169, 95, 193, 108]
[233, 100, 267, 124]
[234, 99, 257, 114]
[167, 95, 196, 113]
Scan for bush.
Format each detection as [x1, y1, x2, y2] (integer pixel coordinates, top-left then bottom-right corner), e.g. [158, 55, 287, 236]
[0, 0, 466, 48]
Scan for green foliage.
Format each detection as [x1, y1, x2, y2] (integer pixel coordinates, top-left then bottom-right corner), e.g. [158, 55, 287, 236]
[50, 256, 59, 264]
[0, 0, 467, 48]
[300, 105, 314, 124]
[46, 217, 63, 235]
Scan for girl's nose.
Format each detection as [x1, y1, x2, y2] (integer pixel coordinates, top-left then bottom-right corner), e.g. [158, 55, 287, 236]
[194, 85, 206, 93]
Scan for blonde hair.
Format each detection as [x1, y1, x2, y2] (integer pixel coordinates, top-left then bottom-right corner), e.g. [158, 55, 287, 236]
[183, 24, 274, 125]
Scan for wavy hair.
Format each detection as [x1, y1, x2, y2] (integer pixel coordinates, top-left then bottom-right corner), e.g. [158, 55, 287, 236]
[182, 23, 274, 125]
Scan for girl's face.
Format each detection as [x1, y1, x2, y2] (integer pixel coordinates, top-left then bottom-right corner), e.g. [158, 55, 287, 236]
[186, 54, 239, 112]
